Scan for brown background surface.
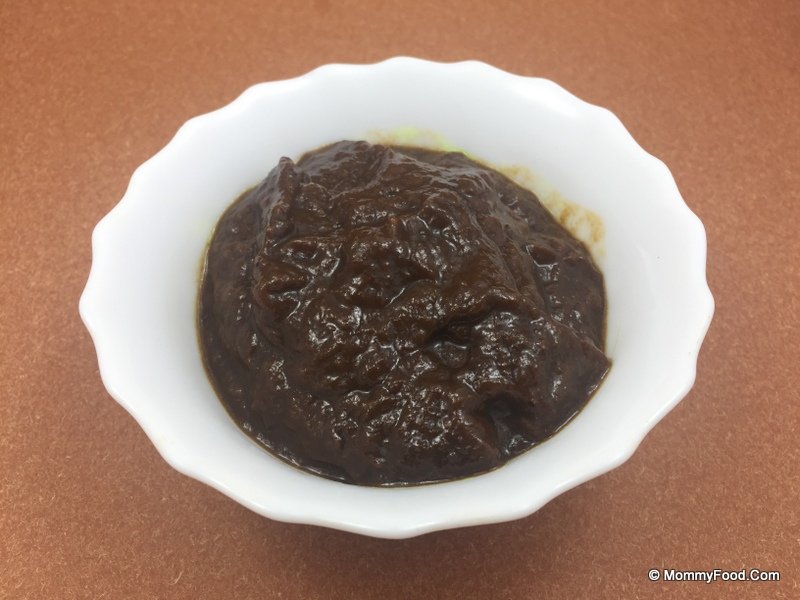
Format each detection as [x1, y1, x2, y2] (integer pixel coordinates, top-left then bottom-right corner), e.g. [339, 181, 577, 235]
[2, 1, 798, 598]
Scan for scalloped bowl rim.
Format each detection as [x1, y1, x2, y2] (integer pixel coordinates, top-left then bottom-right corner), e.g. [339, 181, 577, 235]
[80, 57, 713, 538]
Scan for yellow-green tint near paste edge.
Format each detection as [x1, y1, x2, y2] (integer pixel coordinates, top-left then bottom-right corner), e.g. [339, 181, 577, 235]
[366, 128, 605, 262]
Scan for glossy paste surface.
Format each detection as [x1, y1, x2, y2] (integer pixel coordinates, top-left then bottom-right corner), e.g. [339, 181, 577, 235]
[199, 141, 609, 485]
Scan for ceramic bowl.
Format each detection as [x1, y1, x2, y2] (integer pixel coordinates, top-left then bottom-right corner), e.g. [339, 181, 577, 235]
[80, 57, 713, 538]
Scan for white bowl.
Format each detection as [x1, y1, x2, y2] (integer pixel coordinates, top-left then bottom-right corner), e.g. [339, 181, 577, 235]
[80, 57, 713, 538]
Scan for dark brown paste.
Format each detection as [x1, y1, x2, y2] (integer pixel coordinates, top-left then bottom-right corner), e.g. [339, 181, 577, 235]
[199, 141, 610, 485]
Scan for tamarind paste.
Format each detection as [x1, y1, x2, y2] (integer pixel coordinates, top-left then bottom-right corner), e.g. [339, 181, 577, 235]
[199, 140, 609, 485]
